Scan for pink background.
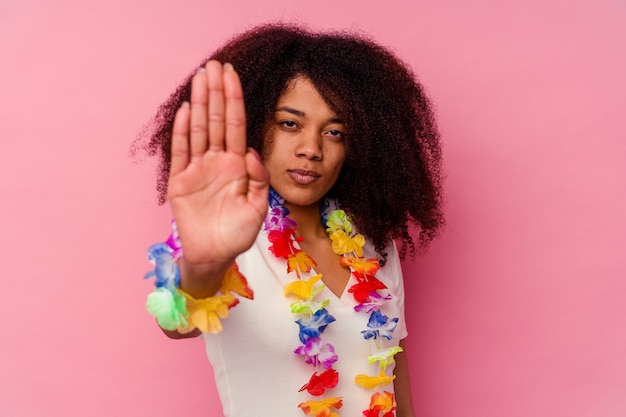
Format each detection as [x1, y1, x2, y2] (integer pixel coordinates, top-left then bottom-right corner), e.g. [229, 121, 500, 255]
[2, 0, 625, 416]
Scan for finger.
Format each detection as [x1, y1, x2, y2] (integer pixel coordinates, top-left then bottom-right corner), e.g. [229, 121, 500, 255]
[189, 67, 208, 157]
[223, 63, 247, 156]
[170, 102, 190, 177]
[245, 149, 270, 212]
[206, 60, 226, 152]
[245, 148, 270, 183]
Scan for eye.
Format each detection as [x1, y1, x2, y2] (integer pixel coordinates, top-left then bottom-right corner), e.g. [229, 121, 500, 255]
[279, 120, 298, 129]
[325, 129, 344, 140]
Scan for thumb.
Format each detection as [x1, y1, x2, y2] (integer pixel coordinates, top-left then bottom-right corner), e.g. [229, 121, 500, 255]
[245, 148, 270, 209]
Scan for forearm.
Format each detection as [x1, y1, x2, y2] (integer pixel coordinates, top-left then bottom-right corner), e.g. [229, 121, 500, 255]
[394, 339, 416, 417]
[161, 327, 202, 339]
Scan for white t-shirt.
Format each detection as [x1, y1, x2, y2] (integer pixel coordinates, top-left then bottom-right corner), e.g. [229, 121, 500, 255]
[202, 228, 407, 417]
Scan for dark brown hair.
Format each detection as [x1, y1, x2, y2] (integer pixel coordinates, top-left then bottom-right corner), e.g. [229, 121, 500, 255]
[136, 23, 444, 260]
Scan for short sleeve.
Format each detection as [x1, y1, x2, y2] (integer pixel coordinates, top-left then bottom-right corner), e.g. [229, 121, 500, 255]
[389, 242, 408, 340]
[370, 241, 408, 341]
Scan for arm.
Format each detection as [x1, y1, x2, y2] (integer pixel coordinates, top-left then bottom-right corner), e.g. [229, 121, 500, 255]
[394, 339, 416, 417]
[158, 61, 269, 338]
[162, 328, 202, 339]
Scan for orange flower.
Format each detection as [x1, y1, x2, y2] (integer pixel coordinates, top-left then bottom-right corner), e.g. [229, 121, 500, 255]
[220, 263, 254, 299]
[364, 391, 396, 417]
[287, 250, 317, 277]
[298, 397, 343, 417]
[339, 256, 380, 276]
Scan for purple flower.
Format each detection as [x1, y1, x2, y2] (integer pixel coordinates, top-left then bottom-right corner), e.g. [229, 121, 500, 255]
[263, 206, 297, 231]
[165, 220, 183, 260]
[361, 309, 399, 341]
[294, 337, 338, 369]
[354, 292, 393, 314]
[296, 308, 336, 343]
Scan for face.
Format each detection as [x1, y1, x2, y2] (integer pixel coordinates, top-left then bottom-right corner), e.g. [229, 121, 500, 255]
[263, 76, 347, 209]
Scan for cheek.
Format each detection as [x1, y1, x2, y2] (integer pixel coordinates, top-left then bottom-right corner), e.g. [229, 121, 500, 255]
[334, 146, 347, 172]
[336, 155, 346, 172]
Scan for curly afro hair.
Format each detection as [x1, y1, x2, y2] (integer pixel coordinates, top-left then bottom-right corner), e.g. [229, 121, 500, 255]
[136, 23, 444, 261]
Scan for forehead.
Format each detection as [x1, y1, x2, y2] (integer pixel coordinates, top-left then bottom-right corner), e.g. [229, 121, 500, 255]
[276, 76, 344, 121]
[278, 76, 321, 101]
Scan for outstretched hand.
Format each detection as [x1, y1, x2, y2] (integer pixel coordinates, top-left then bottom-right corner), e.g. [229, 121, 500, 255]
[168, 60, 269, 275]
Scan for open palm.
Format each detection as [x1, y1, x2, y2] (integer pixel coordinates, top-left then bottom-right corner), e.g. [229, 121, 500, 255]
[168, 61, 269, 270]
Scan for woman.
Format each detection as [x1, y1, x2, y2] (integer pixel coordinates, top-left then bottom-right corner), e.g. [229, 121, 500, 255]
[140, 24, 444, 417]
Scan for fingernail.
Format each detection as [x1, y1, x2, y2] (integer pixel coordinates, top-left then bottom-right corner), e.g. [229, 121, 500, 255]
[181, 101, 190, 108]
[197, 66, 206, 73]
[224, 62, 234, 71]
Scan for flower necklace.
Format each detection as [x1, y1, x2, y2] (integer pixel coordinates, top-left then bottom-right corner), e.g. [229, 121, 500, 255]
[264, 188, 402, 417]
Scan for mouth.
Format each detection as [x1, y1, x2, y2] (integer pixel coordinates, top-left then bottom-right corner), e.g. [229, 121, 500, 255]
[288, 169, 320, 185]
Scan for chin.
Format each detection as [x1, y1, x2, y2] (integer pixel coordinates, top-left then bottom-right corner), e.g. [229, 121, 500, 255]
[273, 185, 326, 208]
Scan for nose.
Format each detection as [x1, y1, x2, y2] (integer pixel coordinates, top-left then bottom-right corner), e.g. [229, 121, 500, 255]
[295, 130, 322, 160]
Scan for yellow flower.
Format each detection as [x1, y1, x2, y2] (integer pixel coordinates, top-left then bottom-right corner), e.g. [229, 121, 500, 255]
[284, 274, 323, 300]
[354, 371, 396, 389]
[328, 230, 365, 257]
[178, 290, 234, 334]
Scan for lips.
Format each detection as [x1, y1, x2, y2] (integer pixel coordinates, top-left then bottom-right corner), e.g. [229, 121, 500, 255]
[288, 169, 320, 185]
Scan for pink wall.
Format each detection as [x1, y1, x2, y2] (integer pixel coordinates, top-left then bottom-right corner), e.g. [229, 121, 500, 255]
[2, 0, 625, 416]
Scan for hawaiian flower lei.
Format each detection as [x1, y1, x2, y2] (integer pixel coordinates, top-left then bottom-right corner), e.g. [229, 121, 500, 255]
[144, 220, 254, 334]
[265, 188, 402, 417]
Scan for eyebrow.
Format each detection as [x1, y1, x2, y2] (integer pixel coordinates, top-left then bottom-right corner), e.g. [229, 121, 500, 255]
[275, 106, 344, 124]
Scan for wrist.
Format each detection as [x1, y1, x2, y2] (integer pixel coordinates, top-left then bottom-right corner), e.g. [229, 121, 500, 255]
[143, 220, 253, 334]
[179, 257, 235, 298]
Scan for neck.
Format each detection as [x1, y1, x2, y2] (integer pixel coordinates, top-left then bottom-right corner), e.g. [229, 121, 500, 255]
[283, 201, 327, 239]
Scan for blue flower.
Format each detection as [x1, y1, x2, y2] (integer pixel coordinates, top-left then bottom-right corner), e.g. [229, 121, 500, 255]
[145, 242, 180, 290]
[268, 187, 285, 208]
[296, 308, 336, 343]
[361, 309, 399, 340]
